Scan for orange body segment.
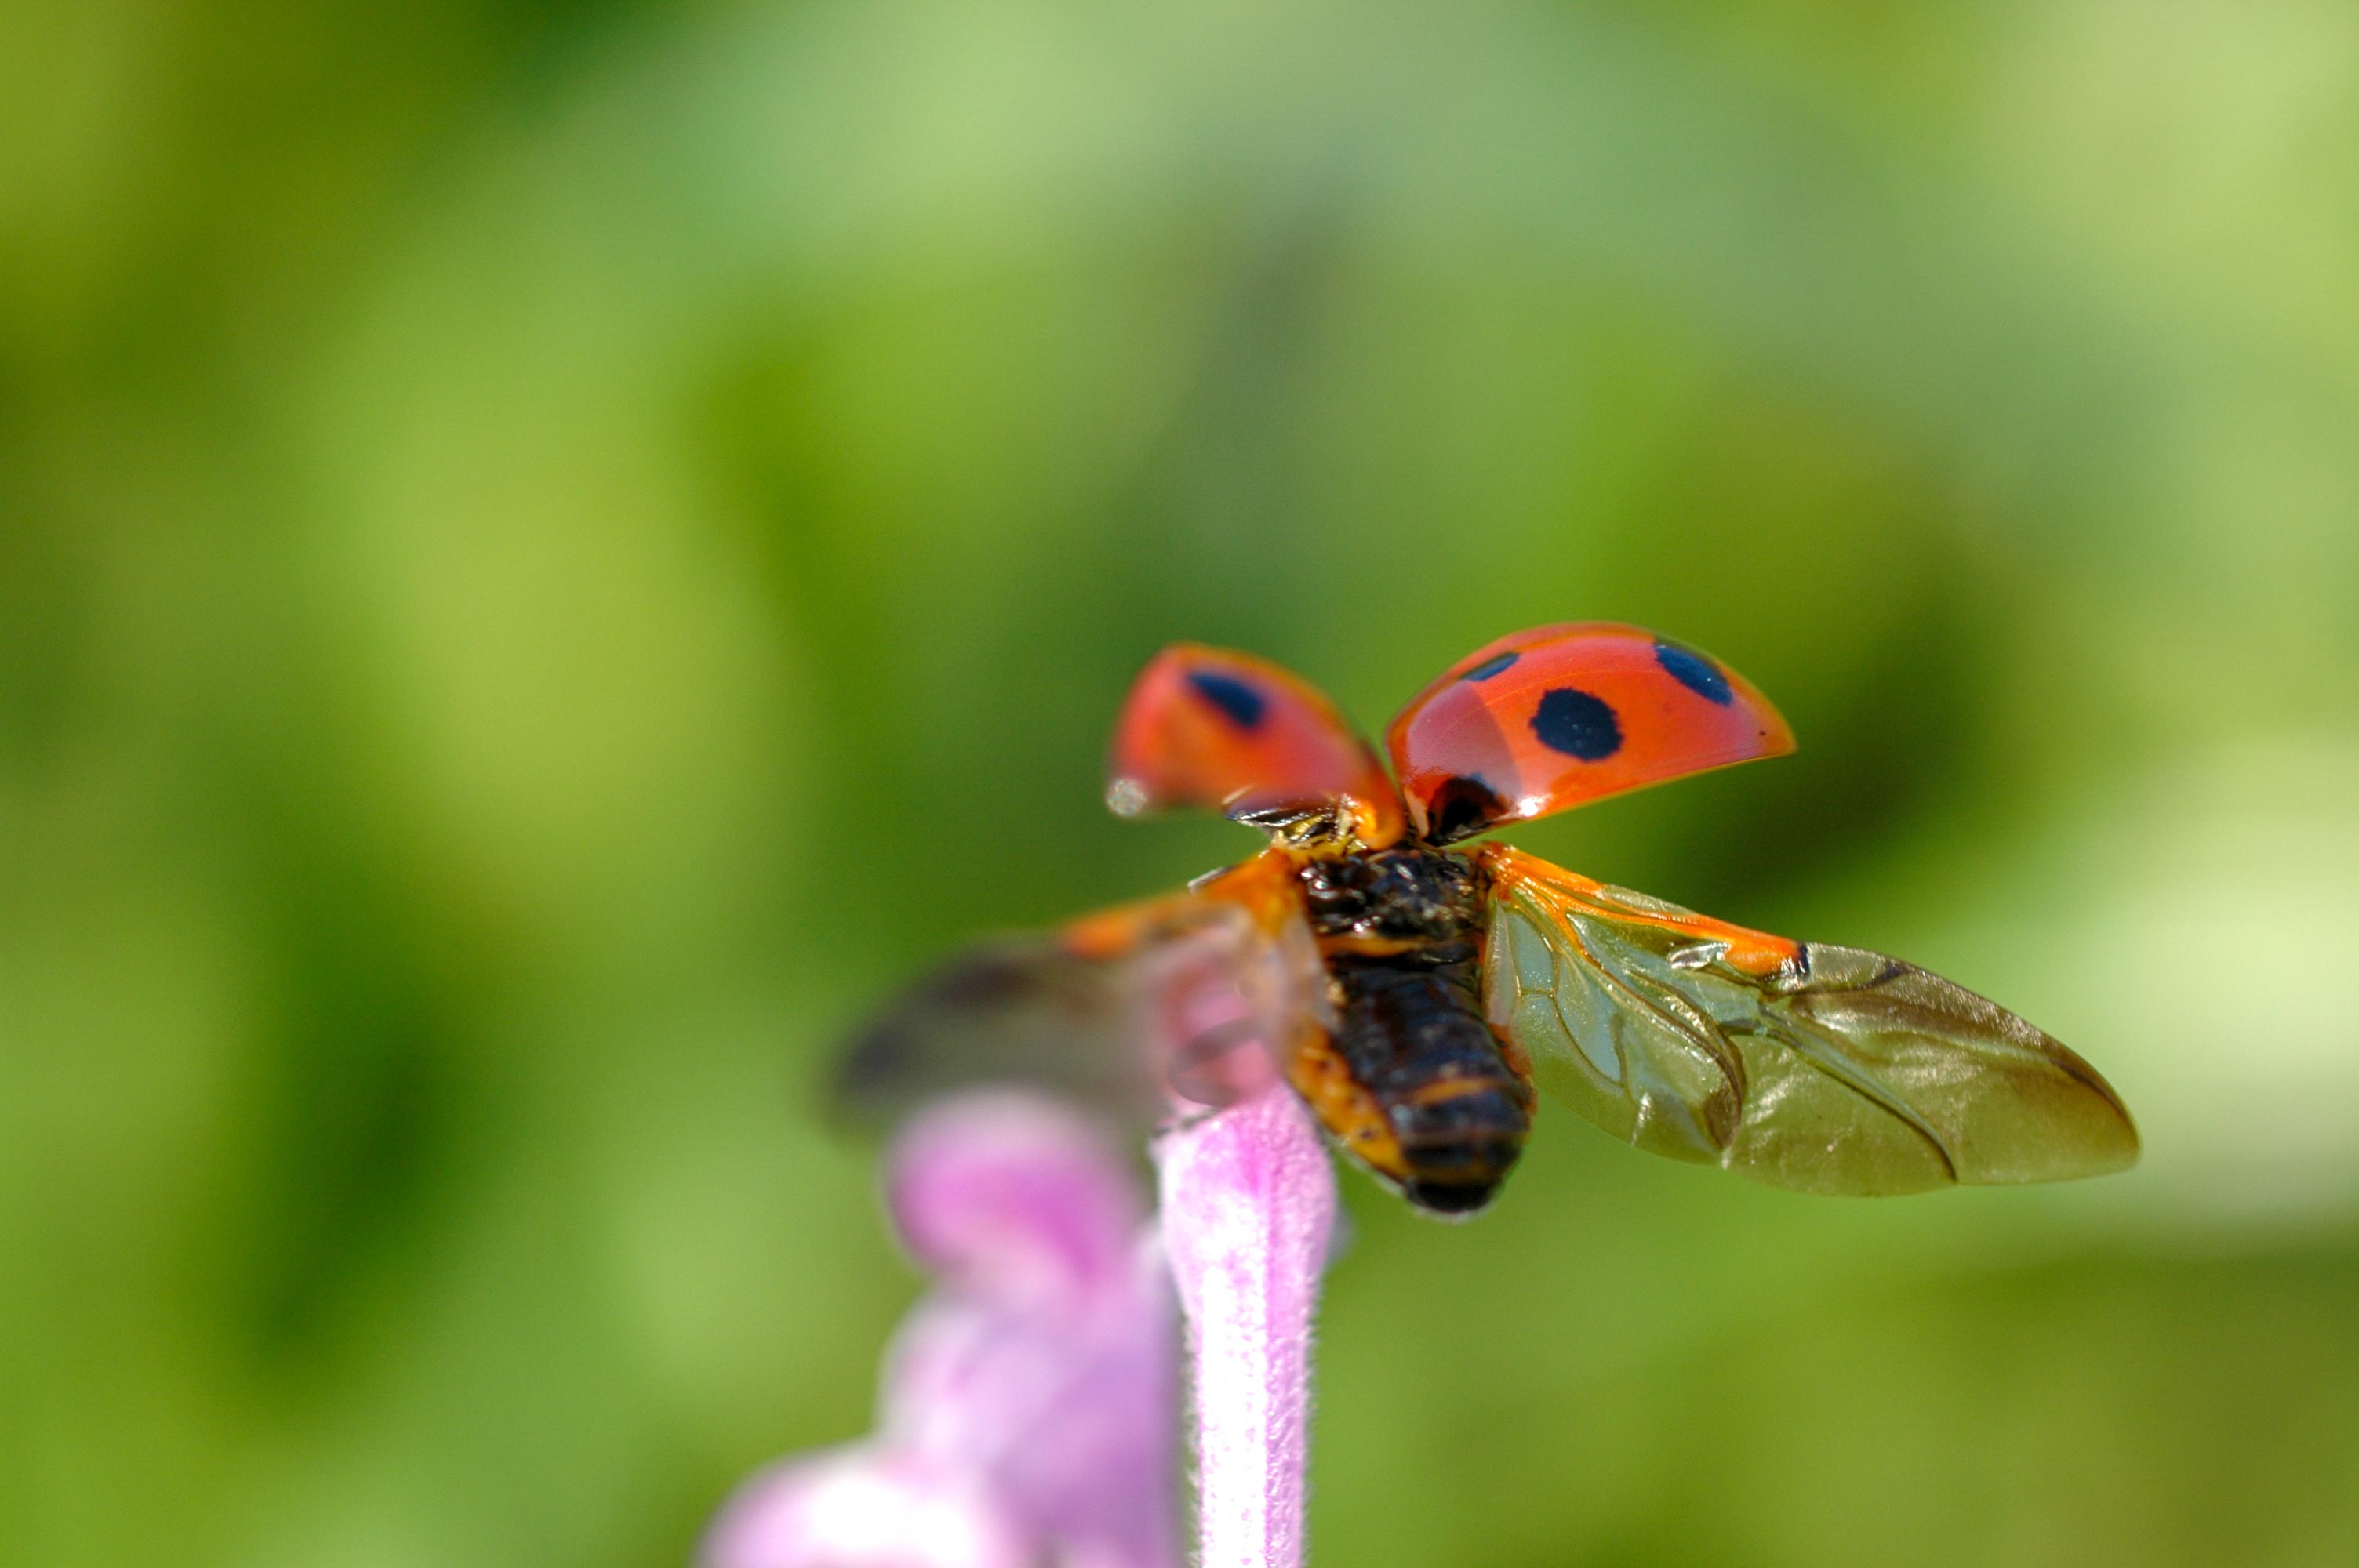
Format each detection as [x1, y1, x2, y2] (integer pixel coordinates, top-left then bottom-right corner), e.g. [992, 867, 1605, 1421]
[1284, 1023, 1412, 1184]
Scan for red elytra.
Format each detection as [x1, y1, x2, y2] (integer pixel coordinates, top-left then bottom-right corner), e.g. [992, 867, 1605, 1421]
[1109, 629, 1792, 849]
[1384, 622, 1794, 844]
[1107, 644, 1406, 848]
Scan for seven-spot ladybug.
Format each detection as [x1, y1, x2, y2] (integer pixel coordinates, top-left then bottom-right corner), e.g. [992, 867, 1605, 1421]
[840, 625, 2138, 1216]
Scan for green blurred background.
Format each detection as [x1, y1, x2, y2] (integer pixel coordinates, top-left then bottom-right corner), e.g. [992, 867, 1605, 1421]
[6, 2, 2359, 1564]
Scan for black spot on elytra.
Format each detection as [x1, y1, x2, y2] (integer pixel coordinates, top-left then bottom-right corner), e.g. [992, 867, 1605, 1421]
[1187, 670, 1266, 729]
[1462, 650, 1519, 681]
[1423, 775, 1507, 844]
[1530, 688, 1623, 760]
[1653, 640, 1734, 706]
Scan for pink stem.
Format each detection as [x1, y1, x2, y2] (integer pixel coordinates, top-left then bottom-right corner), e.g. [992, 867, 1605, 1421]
[1155, 1087, 1338, 1568]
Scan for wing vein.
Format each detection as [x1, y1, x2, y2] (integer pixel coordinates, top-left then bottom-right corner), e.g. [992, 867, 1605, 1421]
[1482, 848, 2137, 1194]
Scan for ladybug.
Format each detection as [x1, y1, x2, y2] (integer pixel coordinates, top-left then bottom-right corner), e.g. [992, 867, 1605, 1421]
[841, 625, 2138, 1216]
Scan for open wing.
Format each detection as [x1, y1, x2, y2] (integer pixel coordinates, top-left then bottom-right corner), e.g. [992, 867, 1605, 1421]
[1108, 643, 1405, 848]
[1478, 846, 2139, 1195]
[836, 851, 1329, 1127]
[1387, 624, 1794, 844]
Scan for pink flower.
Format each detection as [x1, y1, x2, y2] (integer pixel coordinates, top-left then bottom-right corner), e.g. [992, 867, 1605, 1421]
[703, 1449, 1032, 1568]
[706, 1085, 1338, 1568]
[702, 1093, 1182, 1568]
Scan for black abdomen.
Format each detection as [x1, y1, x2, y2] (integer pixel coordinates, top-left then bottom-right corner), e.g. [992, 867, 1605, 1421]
[1300, 848, 1532, 1215]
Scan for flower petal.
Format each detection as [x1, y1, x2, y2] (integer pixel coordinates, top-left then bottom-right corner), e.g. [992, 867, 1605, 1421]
[914, 1240, 1180, 1568]
[710, 1091, 1185, 1568]
[888, 1091, 1147, 1312]
[700, 1444, 1035, 1568]
[879, 1092, 1182, 1568]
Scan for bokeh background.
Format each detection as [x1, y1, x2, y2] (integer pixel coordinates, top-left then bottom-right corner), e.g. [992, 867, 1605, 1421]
[7, 2, 2359, 1564]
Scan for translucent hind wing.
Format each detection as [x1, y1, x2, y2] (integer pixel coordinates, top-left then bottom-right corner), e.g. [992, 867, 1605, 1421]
[1479, 846, 2139, 1195]
[837, 855, 1329, 1128]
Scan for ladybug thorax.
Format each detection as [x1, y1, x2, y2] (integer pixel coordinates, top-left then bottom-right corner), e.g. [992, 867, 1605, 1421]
[1296, 845, 1487, 943]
